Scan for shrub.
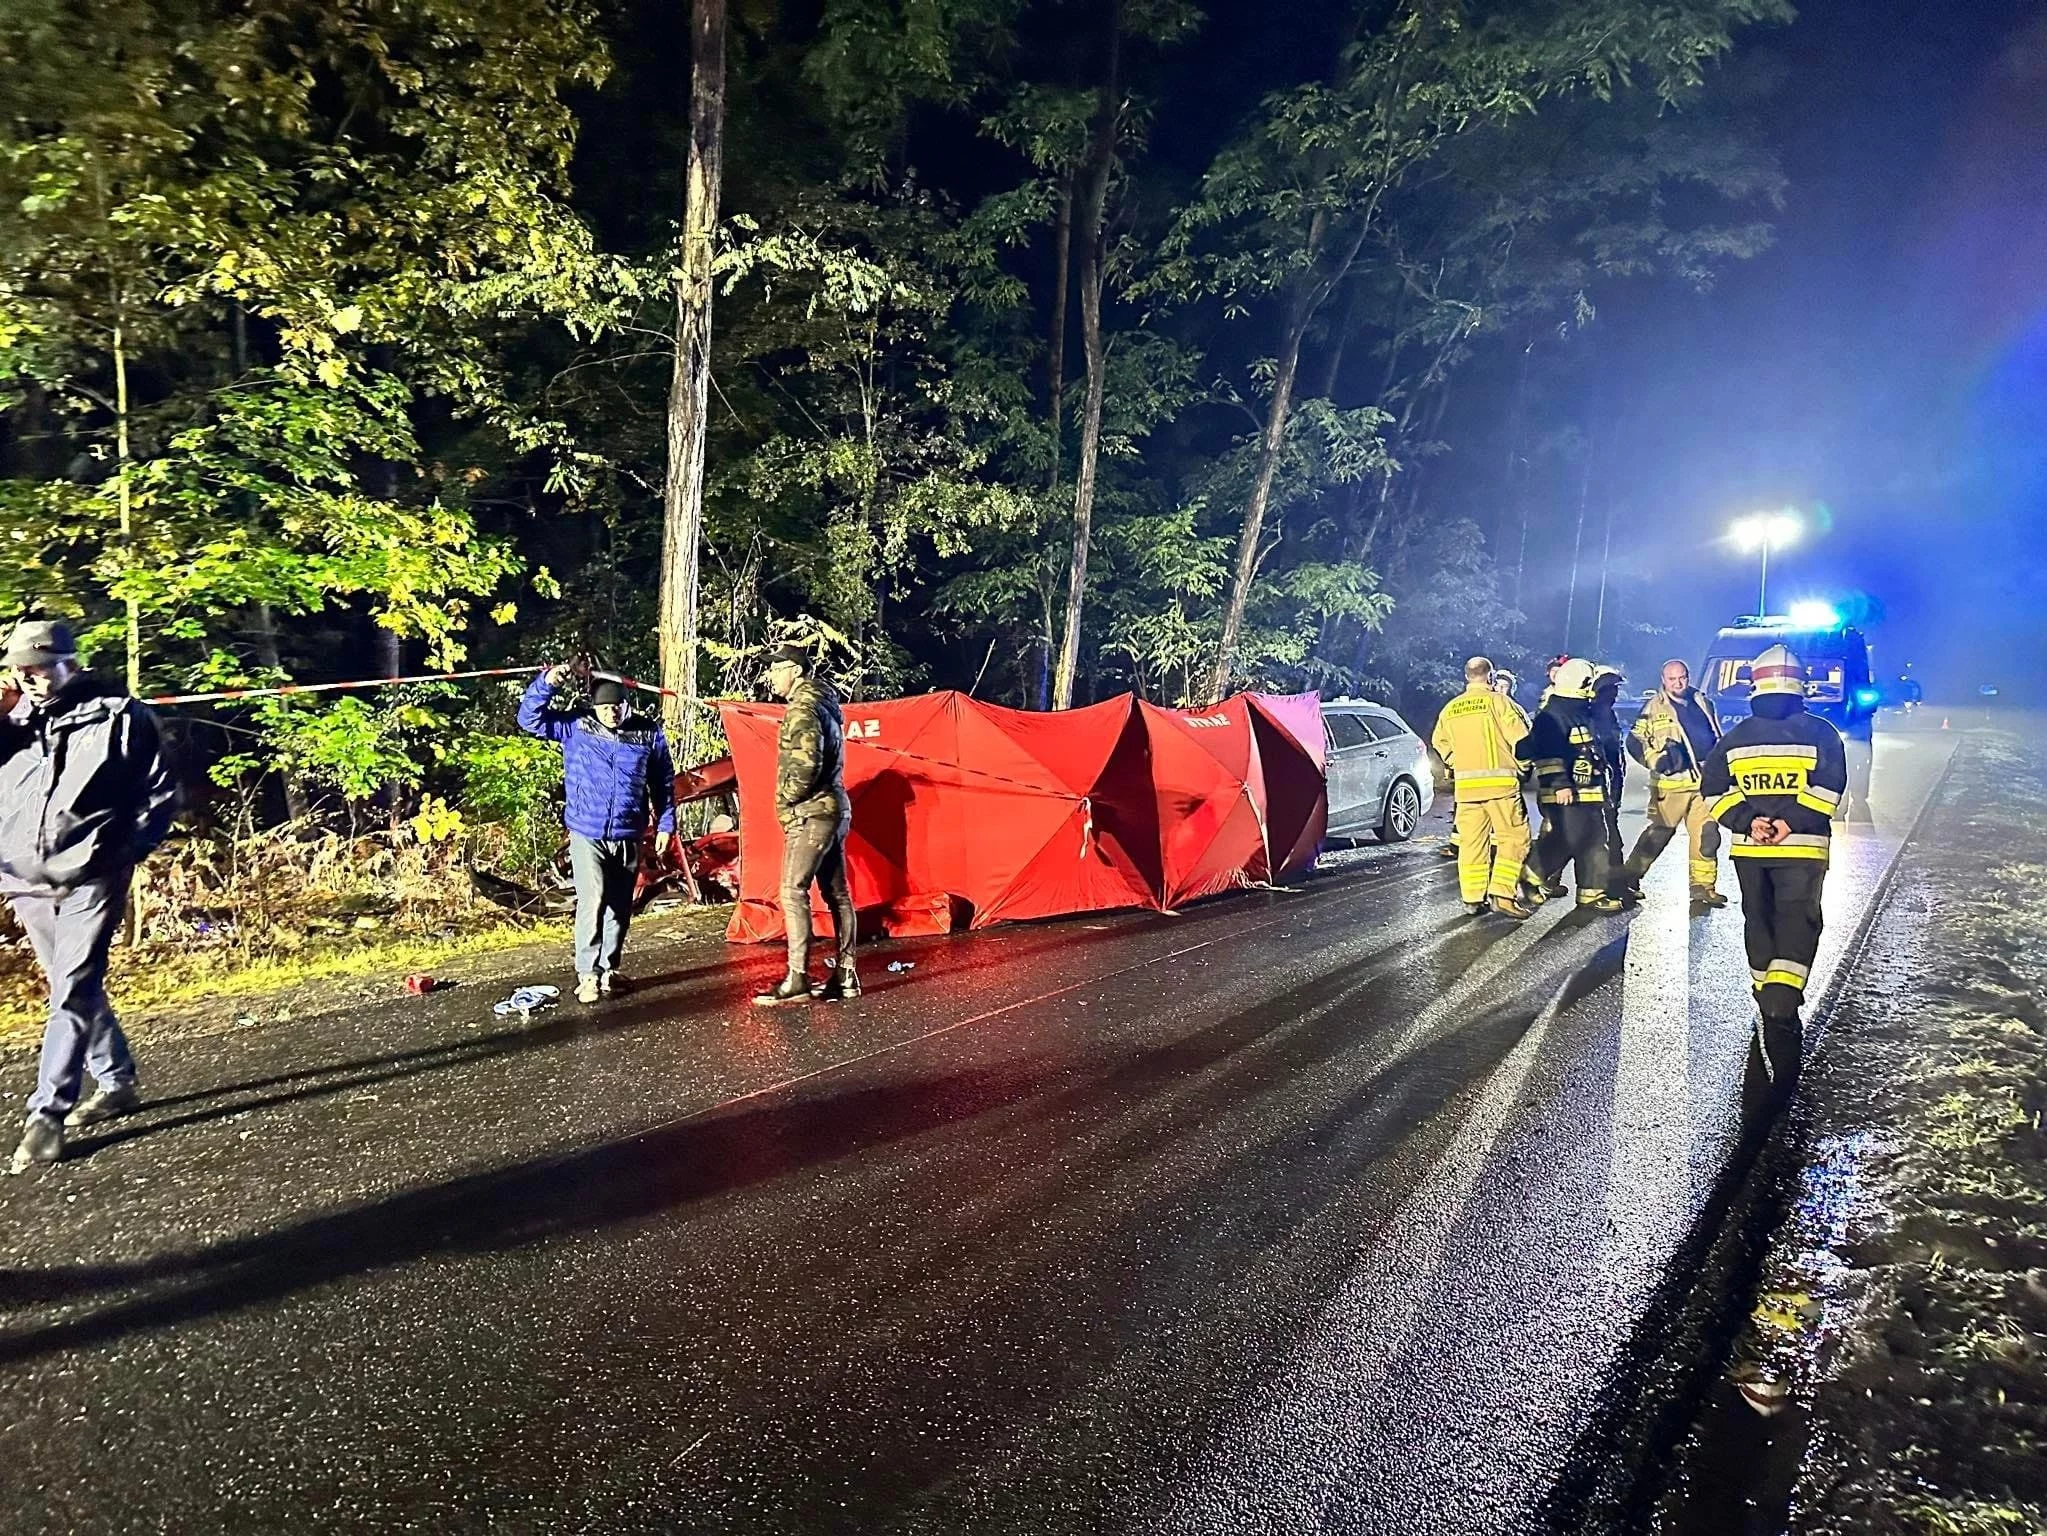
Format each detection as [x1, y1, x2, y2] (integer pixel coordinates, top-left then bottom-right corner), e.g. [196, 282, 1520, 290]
[455, 730, 564, 876]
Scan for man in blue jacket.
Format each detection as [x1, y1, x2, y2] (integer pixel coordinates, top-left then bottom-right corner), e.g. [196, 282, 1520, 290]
[519, 664, 675, 1004]
[2, 620, 179, 1174]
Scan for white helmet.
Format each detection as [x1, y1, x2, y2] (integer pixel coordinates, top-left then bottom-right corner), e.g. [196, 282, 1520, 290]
[1552, 658, 1597, 698]
[1750, 644, 1806, 697]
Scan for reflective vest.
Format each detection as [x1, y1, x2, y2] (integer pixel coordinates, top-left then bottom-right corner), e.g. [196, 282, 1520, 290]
[1431, 684, 1529, 803]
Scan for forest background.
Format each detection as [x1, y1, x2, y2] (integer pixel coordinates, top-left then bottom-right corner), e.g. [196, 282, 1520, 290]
[0, 0, 1792, 965]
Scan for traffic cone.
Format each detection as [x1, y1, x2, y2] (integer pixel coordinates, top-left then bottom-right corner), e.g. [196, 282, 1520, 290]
[1941, 716, 1950, 730]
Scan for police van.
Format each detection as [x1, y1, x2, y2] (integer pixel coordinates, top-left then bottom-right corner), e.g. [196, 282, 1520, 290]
[1698, 612, 1877, 813]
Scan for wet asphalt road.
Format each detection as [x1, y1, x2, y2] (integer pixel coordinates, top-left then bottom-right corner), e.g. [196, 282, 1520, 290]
[0, 728, 1958, 1536]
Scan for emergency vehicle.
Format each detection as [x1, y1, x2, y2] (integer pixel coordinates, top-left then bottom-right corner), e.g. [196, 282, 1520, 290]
[1698, 608, 1877, 814]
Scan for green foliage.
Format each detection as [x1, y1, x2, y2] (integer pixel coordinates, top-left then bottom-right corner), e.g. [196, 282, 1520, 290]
[2, 0, 1795, 850]
[210, 691, 446, 806]
[454, 730, 565, 875]
[0, 0, 621, 688]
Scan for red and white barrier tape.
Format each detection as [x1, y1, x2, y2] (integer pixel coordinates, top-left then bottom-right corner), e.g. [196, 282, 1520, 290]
[145, 666, 684, 708]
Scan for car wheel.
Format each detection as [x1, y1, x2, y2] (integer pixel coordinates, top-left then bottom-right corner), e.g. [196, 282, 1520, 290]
[1377, 778, 1421, 843]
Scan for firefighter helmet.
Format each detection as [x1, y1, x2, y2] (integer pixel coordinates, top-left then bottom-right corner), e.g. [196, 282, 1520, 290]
[1553, 658, 1598, 698]
[1750, 644, 1806, 697]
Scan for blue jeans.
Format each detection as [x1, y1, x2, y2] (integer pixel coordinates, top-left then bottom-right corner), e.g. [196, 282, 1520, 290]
[12, 872, 136, 1120]
[570, 834, 639, 979]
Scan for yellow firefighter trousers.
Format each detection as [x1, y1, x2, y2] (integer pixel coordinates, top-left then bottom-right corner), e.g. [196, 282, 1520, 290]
[1625, 786, 1721, 893]
[1454, 796, 1532, 904]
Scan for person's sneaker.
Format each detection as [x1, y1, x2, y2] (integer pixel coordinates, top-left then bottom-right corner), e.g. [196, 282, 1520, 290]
[753, 974, 814, 1007]
[599, 972, 626, 997]
[575, 974, 600, 1005]
[1541, 881, 1569, 899]
[7, 1114, 62, 1175]
[64, 1083, 140, 1129]
[1438, 843, 1460, 860]
[812, 966, 863, 1002]
[1488, 895, 1533, 921]
[1698, 888, 1730, 908]
[1463, 901, 1486, 917]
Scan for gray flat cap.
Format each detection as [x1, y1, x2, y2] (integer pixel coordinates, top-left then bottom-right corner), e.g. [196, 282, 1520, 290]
[2, 620, 77, 669]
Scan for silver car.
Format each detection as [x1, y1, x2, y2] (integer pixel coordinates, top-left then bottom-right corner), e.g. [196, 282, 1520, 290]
[1322, 699, 1436, 843]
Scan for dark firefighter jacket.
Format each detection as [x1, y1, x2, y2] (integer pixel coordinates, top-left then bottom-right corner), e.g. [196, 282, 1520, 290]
[1699, 694, 1847, 863]
[776, 677, 852, 829]
[1519, 695, 1607, 806]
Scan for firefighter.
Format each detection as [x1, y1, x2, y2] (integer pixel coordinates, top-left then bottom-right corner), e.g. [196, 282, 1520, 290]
[1589, 665, 1630, 890]
[1431, 658, 1534, 919]
[1699, 644, 1847, 1106]
[1620, 658, 1727, 910]
[1520, 658, 1624, 911]
[1528, 655, 1573, 896]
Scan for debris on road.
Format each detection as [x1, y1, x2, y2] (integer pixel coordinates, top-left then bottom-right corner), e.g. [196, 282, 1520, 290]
[492, 985, 560, 1019]
[886, 960, 915, 974]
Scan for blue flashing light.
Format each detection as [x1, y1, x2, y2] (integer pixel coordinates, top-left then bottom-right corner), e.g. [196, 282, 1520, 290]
[1854, 687, 1881, 708]
[1786, 600, 1842, 630]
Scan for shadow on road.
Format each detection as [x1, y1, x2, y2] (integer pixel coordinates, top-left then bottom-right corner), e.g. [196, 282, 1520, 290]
[0, 893, 1572, 1379]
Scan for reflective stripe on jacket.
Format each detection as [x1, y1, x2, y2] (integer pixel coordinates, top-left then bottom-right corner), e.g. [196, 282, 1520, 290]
[1699, 704, 1847, 862]
[1520, 695, 1606, 805]
[1431, 683, 1530, 803]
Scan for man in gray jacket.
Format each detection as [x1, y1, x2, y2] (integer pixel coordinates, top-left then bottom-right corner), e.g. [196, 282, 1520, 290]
[1, 621, 178, 1173]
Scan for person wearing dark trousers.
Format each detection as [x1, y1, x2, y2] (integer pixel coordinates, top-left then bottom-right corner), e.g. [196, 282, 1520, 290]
[755, 645, 859, 1006]
[519, 664, 675, 1004]
[1, 620, 178, 1174]
[1521, 658, 1624, 912]
[1699, 644, 1847, 1114]
[1528, 654, 1573, 896]
[1590, 665, 1630, 894]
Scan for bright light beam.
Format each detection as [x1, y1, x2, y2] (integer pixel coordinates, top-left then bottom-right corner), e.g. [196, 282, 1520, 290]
[1729, 509, 1804, 614]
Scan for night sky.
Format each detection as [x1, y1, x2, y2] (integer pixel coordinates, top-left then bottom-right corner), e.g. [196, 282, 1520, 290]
[1577, 0, 2047, 693]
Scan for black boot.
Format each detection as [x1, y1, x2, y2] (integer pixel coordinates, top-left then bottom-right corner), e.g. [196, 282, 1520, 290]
[753, 973, 814, 1007]
[812, 964, 862, 1002]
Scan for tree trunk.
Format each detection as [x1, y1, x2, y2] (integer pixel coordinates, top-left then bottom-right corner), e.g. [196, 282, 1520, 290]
[1561, 428, 1594, 651]
[1208, 306, 1308, 704]
[112, 317, 140, 695]
[1046, 178, 1073, 493]
[1051, 4, 1121, 712]
[657, 0, 728, 747]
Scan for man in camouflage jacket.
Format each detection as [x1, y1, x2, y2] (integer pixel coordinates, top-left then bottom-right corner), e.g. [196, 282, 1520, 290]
[756, 646, 859, 1005]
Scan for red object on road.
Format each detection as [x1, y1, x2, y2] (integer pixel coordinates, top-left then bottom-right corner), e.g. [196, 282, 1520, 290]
[719, 690, 1326, 943]
[404, 974, 437, 995]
